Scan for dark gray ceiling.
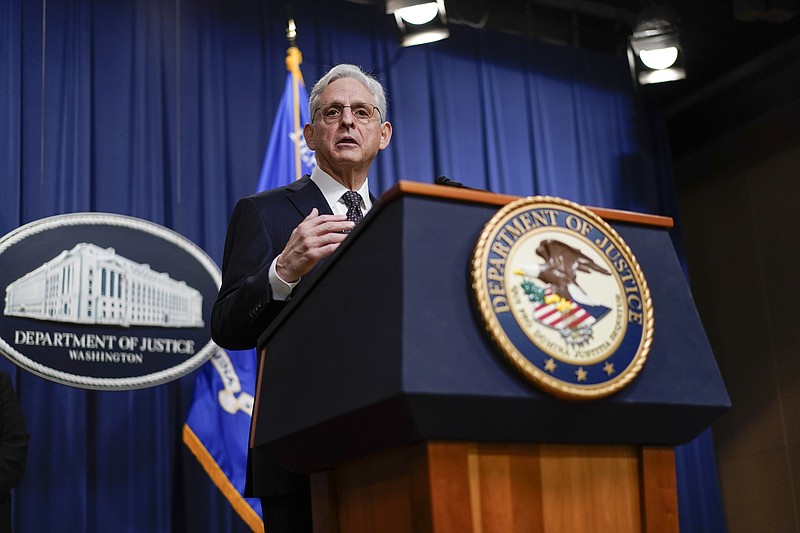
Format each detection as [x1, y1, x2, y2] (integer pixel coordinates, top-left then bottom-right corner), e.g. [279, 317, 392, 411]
[380, 0, 800, 157]
[439, 2, 799, 103]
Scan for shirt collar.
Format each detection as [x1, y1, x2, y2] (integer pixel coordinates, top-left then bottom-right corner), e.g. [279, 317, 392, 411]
[310, 166, 372, 213]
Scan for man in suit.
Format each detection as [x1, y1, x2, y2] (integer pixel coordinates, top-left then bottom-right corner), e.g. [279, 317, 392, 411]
[211, 64, 393, 532]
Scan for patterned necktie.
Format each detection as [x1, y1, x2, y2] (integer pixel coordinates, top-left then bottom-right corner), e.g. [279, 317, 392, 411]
[341, 191, 364, 226]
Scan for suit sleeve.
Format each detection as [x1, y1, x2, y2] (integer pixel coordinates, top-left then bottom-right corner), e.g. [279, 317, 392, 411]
[211, 196, 288, 350]
[0, 373, 28, 492]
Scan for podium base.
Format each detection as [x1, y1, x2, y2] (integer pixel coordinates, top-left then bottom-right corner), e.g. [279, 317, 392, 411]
[311, 441, 677, 533]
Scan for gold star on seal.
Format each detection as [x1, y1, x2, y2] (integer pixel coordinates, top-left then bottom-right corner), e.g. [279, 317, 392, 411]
[575, 367, 588, 382]
[603, 362, 615, 376]
[544, 358, 557, 373]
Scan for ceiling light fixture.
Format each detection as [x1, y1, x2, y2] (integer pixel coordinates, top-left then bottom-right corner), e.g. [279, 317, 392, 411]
[386, 0, 449, 47]
[628, 4, 686, 85]
[396, 2, 439, 25]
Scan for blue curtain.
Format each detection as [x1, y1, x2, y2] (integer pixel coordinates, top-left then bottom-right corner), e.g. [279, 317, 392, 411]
[1, 0, 725, 531]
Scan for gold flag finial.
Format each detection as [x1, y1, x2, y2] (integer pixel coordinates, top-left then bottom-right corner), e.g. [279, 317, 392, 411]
[285, 15, 303, 83]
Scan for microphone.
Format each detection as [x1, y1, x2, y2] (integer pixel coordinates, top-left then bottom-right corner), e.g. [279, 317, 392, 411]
[435, 176, 470, 189]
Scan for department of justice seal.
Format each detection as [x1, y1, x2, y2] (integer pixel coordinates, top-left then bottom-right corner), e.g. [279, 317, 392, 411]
[471, 196, 654, 400]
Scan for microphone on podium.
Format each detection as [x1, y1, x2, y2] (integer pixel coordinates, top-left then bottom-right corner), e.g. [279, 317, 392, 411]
[435, 176, 470, 189]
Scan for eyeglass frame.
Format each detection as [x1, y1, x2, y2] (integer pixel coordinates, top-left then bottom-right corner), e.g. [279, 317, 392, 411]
[311, 103, 385, 125]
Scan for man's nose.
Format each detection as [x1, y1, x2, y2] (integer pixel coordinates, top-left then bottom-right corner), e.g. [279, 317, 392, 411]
[339, 106, 356, 127]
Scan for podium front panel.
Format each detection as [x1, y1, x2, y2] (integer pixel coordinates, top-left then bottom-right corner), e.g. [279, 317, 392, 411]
[253, 189, 730, 473]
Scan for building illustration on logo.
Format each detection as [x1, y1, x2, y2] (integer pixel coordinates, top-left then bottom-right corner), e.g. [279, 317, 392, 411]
[4, 243, 203, 328]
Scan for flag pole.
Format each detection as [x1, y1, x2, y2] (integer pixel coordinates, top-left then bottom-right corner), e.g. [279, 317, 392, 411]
[285, 14, 304, 182]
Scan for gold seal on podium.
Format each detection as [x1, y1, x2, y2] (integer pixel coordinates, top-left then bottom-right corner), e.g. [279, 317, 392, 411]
[472, 196, 654, 400]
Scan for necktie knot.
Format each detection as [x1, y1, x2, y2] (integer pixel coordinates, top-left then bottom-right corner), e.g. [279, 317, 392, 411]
[342, 191, 364, 226]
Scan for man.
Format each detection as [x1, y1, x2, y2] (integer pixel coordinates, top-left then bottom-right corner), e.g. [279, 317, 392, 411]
[211, 64, 392, 532]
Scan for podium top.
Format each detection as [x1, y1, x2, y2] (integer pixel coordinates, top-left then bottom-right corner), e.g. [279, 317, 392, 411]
[382, 181, 674, 228]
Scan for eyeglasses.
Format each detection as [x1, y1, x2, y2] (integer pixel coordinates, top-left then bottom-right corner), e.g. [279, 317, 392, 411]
[312, 103, 383, 125]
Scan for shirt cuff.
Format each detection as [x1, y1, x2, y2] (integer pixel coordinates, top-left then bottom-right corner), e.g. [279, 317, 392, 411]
[269, 255, 299, 301]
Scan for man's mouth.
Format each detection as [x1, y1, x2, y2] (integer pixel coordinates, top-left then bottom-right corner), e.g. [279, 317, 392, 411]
[337, 136, 358, 146]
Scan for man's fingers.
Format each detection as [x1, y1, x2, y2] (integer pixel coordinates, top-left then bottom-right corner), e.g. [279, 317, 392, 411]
[298, 216, 354, 237]
[304, 209, 346, 222]
[308, 213, 348, 226]
[322, 220, 356, 234]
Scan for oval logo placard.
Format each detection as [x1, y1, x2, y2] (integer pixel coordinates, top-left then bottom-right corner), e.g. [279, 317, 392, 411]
[0, 213, 221, 390]
[472, 196, 654, 400]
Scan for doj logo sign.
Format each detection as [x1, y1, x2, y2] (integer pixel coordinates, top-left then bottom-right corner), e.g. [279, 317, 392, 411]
[0, 213, 221, 390]
[472, 197, 654, 400]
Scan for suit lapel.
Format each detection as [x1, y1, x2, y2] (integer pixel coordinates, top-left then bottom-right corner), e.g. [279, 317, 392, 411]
[286, 175, 333, 217]
[286, 175, 378, 217]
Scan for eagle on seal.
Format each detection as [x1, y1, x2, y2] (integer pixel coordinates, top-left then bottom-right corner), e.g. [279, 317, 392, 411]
[517, 239, 611, 303]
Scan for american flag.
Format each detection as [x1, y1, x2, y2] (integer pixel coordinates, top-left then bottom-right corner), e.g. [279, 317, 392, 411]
[532, 286, 609, 331]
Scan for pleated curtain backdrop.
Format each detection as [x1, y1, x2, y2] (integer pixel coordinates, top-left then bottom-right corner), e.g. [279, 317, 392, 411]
[0, 0, 725, 531]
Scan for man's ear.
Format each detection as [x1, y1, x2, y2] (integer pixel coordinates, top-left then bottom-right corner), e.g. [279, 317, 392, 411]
[303, 123, 316, 150]
[379, 121, 393, 150]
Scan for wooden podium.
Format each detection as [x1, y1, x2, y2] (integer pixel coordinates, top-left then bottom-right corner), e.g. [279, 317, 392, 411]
[252, 182, 730, 533]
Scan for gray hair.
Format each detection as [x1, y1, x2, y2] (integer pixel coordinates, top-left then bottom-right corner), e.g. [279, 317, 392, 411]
[308, 64, 388, 123]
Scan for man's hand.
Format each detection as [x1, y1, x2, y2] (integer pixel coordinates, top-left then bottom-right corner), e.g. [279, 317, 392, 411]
[275, 208, 354, 283]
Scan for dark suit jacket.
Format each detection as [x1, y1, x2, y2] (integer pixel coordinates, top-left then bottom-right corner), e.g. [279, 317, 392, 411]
[212, 175, 333, 350]
[211, 175, 373, 499]
[0, 371, 28, 533]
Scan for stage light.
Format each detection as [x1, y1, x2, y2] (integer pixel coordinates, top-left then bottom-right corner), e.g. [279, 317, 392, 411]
[396, 2, 439, 24]
[386, 0, 449, 47]
[629, 4, 685, 84]
[639, 47, 678, 70]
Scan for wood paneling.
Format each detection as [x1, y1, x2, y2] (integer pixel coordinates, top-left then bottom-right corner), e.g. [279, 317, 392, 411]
[311, 441, 677, 533]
